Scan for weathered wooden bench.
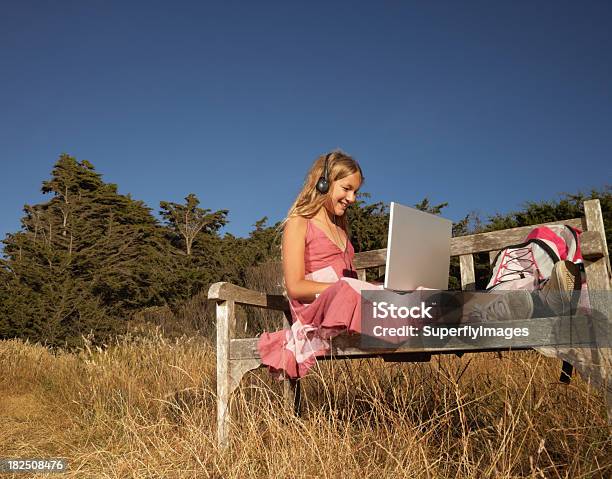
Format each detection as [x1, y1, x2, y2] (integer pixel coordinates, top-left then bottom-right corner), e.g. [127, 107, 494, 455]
[208, 199, 611, 448]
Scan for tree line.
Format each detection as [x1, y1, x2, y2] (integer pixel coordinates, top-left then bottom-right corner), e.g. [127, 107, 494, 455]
[0, 154, 609, 347]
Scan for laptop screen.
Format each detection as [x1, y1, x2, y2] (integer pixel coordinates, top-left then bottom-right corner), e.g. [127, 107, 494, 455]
[384, 202, 452, 291]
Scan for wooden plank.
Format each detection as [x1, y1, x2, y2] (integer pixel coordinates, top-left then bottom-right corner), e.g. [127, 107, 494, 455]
[229, 316, 589, 360]
[357, 269, 366, 281]
[459, 254, 475, 291]
[585, 199, 611, 284]
[581, 230, 606, 260]
[281, 303, 300, 414]
[582, 258, 612, 426]
[353, 249, 386, 269]
[230, 358, 261, 394]
[353, 218, 585, 269]
[283, 378, 301, 416]
[216, 300, 235, 450]
[584, 200, 612, 322]
[450, 218, 584, 256]
[583, 199, 612, 426]
[585, 261, 610, 306]
[583, 241, 611, 335]
[208, 282, 289, 311]
[229, 337, 534, 360]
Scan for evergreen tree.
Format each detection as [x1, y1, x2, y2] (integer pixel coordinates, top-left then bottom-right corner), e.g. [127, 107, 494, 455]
[347, 193, 389, 252]
[1, 154, 171, 345]
[483, 187, 610, 256]
[159, 194, 227, 255]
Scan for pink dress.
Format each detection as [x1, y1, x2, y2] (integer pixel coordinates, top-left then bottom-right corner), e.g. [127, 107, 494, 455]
[257, 219, 384, 379]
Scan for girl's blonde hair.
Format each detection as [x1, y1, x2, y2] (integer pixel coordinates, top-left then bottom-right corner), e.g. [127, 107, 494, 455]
[282, 150, 363, 232]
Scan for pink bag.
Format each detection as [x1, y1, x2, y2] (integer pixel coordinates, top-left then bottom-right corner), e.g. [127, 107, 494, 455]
[487, 225, 583, 292]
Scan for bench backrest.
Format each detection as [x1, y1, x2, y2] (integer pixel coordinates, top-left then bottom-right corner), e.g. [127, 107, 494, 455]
[353, 199, 609, 292]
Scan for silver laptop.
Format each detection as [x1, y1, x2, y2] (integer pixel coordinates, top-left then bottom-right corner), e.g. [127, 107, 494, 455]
[384, 202, 452, 291]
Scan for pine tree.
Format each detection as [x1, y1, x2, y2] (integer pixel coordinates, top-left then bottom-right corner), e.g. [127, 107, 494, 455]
[159, 194, 228, 255]
[1, 155, 172, 345]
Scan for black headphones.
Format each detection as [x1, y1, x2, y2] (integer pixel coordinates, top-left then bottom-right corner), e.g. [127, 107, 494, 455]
[315, 153, 331, 194]
[314, 152, 357, 278]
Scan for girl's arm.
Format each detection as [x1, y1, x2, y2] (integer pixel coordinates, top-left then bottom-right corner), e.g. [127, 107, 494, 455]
[283, 216, 335, 302]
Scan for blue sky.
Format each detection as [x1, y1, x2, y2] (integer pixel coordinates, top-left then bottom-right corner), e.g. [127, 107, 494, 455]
[1, 1, 610, 240]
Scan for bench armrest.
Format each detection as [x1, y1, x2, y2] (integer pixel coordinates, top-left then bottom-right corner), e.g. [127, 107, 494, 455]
[208, 282, 290, 312]
[581, 230, 606, 261]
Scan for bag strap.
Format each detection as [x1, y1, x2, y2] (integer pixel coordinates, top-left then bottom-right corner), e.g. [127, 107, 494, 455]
[525, 226, 568, 260]
[564, 225, 583, 262]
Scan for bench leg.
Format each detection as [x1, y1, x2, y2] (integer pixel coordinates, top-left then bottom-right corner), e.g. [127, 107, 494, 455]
[281, 310, 301, 416]
[584, 200, 612, 425]
[560, 360, 573, 384]
[216, 300, 235, 450]
[283, 378, 301, 416]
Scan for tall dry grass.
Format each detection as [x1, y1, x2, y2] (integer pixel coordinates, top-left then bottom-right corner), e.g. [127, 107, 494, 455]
[0, 329, 610, 478]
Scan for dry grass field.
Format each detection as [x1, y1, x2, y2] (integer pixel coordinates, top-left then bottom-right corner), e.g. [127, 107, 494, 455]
[0, 328, 610, 478]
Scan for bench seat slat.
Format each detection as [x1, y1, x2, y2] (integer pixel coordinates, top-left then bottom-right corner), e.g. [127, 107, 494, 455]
[230, 315, 587, 360]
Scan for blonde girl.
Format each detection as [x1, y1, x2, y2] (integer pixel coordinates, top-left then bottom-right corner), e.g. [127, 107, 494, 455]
[258, 150, 383, 379]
